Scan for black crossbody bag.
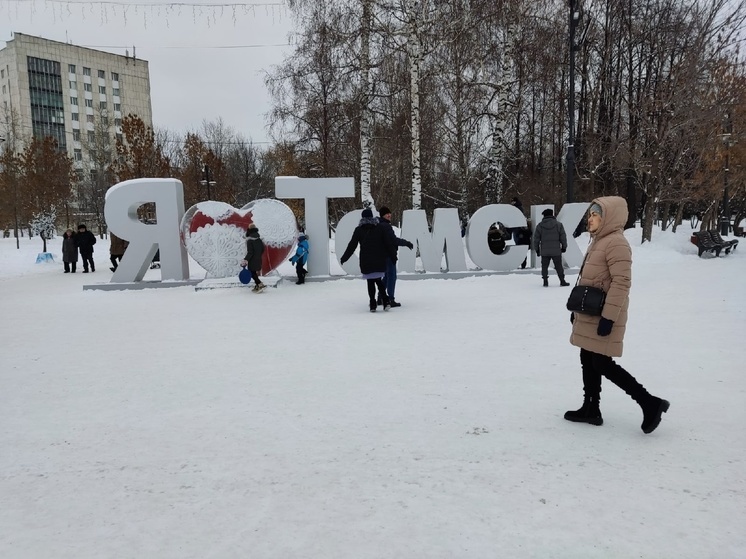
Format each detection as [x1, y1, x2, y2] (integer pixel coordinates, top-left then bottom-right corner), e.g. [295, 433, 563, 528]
[566, 257, 606, 316]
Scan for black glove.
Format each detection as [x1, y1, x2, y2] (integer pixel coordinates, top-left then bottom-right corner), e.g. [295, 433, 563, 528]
[561, 247, 567, 253]
[597, 317, 614, 336]
[405, 241, 414, 250]
[570, 313, 574, 324]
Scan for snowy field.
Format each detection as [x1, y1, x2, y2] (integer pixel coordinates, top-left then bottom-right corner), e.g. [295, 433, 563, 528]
[1, 224, 745, 559]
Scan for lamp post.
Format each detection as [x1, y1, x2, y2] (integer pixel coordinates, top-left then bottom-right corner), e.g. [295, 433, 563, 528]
[720, 115, 733, 236]
[566, 0, 580, 204]
[200, 164, 216, 200]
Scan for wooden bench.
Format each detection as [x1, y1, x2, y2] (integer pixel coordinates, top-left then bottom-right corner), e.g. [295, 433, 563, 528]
[708, 230, 739, 254]
[691, 230, 738, 257]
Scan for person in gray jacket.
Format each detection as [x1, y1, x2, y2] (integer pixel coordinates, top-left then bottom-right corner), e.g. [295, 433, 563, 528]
[533, 208, 570, 287]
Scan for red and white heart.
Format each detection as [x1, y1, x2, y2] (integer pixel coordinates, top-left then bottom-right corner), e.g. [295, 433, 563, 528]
[181, 200, 297, 278]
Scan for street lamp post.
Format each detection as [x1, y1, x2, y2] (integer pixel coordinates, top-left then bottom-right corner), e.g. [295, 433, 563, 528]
[721, 115, 732, 236]
[566, 0, 580, 204]
[200, 164, 216, 200]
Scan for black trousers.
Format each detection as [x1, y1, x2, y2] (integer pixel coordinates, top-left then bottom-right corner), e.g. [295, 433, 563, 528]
[110, 254, 122, 270]
[367, 278, 388, 304]
[250, 270, 262, 285]
[295, 261, 307, 283]
[81, 252, 95, 271]
[541, 255, 564, 279]
[579, 348, 648, 403]
[64, 261, 77, 273]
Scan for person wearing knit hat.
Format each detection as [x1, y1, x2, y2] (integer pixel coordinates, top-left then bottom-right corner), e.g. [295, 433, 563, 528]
[340, 207, 399, 312]
[566, 196, 670, 434]
[377, 206, 414, 308]
[533, 207, 569, 287]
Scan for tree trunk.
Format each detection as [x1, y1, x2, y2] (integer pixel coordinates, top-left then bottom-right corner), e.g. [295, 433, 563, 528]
[408, 0, 422, 210]
[359, 0, 374, 209]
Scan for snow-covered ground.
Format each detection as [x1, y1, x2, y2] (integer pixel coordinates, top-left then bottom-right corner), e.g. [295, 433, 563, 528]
[1, 224, 744, 558]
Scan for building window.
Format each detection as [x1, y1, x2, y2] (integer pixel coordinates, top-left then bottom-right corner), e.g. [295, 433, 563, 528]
[87, 131, 95, 143]
[73, 130, 80, 141]
[112, 72, 119, 81]
[102, 116, 109, 126]
[68, 64, 76, 74]
[98, 85, 106, 94]
[100, 101, 107, 110]
[115, 118, 122, 127]
[69, 80, 76, 89]
[70, 97, 78, 105]
[71, 113, 79, 121]
[114, 103, 121, 112]
[98, 70, 105, 79]
[74, 149, 82, 161]
[83, 67, 91, 76]
[90, 169, 98, 180]
[85, 99, 93, 108]
[113, 88, 120, 96]
[1, 69, 4, 78]
[2, 85, 5, 94]
[116, 133, 123, 143]
[86, 114, 94, 123]
[84, 83, 92, 92]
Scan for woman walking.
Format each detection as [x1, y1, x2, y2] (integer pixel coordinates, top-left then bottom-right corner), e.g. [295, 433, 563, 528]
[566, 196, 670, 434]
[340, 208, 398, 312]
[241, 224, 266, 292]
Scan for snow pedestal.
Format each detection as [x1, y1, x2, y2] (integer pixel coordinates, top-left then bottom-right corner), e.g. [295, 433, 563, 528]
[35, 252, 54, 263]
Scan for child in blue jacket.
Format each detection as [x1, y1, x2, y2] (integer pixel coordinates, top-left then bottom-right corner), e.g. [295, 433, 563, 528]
[290, 233, 309, 284]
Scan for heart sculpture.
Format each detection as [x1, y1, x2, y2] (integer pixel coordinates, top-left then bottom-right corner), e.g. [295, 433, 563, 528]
[181, 199, 298, 278]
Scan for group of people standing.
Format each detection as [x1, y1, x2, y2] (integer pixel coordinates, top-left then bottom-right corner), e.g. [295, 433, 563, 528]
[340, 205, 414, 312]
[61, 224, 128, 274]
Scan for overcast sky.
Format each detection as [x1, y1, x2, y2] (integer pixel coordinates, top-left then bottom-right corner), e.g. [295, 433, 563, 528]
[0, 0, 295, 144]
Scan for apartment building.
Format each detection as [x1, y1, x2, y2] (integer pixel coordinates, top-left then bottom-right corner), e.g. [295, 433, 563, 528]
[0, 32, 152, 180]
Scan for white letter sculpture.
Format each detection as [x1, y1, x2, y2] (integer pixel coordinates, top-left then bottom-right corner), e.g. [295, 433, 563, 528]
[399, 208, 467, 273]
[556, 202, 590, 269]
[104, 178, 189, 282]
[275, 177, 355, 276]
[335, 209, 363, 276]
[466, 204, 528, 271]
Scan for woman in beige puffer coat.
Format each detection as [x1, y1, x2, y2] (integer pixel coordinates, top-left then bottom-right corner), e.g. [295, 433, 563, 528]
[566, 196, 670, 434]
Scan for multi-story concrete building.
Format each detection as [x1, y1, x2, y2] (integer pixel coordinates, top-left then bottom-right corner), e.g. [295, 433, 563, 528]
[0, 32, 152, 180]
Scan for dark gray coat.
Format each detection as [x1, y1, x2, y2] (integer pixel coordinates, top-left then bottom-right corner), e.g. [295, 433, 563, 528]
[533, 216, 567, 257]
[62, 234, 78, 263]
[244, 229, 265, 272]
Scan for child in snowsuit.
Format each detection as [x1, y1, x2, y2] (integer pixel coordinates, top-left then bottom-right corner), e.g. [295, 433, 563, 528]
[290, 234, 309, 284]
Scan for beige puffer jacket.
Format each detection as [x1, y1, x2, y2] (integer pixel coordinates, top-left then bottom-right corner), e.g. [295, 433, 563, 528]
[570, 196, 631, 357]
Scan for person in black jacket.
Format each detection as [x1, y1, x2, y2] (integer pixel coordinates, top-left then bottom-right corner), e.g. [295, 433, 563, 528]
[241, 224, 266, 292]
[340, 208, 398, 312]
[62, 229, 78, 273]
[533, 209, 569, 287]
[377, 206, 413, 308]
[75, 223, 97, 273]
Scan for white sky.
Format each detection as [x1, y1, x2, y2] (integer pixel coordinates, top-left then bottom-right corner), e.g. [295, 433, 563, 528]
[0, 0, 295, 144]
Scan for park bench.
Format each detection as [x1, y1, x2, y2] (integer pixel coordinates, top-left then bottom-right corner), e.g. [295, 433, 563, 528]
[708, 230, 739, 254]
[691, 230, 738, 257]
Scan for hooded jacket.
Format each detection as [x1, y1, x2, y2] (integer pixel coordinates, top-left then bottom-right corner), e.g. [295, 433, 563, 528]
[290, 235, 309, 266]
[62, 233, 78, 263]
[244, 227, 265, 273]
[533, 215, 567, 257]
[340, 217, 398, 274]
[570, 196, 631, 357]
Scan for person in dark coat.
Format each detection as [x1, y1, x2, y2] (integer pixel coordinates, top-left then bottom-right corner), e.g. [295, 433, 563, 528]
[109, 232, 129, 272]
[487, 224, 507, 255]
[75, 223, 97, 273]
[509, 198, 530, 269]
[533, 209, 569, 287]
[241, 224, 266, 292]
[377, 206, 413, 308]
[62, 229, 78, 273]
[340, 208, 398, 312]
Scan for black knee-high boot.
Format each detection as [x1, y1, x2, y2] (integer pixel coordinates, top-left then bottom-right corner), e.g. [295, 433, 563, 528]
[565, 349, 603, 425]
[589, 352, 670, 433]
